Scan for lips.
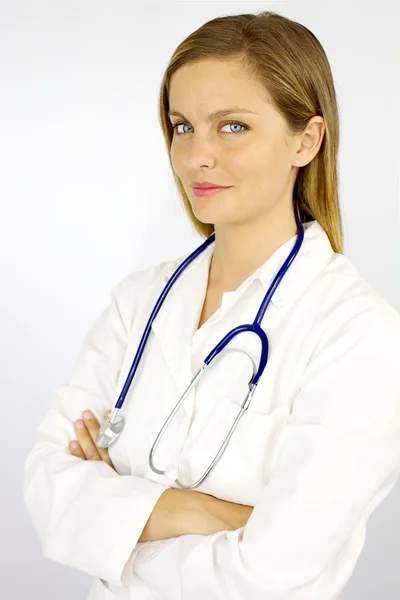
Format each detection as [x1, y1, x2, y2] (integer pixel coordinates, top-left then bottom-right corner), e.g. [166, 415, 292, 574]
[192, 181, 230, 189]
[192, 186, 230, 197]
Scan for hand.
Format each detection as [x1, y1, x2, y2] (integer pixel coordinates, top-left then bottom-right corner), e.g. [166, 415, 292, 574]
[70, 409, 116, 471]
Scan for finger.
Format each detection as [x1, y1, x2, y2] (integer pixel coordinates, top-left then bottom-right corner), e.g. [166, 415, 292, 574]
[82, 410, 114, 465]
[74, 419, 102, 461]
[69, 440, 86, 460]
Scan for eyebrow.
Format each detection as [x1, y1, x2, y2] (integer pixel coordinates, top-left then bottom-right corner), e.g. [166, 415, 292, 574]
[167, 106, 258, 124]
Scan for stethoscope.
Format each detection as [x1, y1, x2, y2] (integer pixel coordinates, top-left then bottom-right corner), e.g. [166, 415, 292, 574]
[96, 215, 305, 490]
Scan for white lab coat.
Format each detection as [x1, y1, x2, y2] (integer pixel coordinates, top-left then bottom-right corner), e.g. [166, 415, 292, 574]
[23, 220, 400, 600]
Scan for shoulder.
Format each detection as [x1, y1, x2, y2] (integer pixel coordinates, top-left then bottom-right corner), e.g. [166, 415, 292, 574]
[106, 252, 188, 331]
[310, 252, 400, 365]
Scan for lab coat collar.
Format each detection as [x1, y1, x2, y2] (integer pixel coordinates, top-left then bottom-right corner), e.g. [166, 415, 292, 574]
[150, 220, 335, 420]
[159, 219, 334, 309]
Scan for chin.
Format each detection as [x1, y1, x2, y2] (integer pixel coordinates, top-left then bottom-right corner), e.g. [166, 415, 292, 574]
[191, 199, 241, 226]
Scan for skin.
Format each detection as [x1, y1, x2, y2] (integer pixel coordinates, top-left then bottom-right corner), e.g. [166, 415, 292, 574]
[70, 409, 116, 470]
[168, 57, 326, 290]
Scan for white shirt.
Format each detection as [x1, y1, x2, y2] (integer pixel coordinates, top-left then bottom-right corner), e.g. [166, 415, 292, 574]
[23, 220, 400, 600]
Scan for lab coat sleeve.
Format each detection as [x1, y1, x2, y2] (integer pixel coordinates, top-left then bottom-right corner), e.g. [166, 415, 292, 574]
[22, 274, 170, 589]
[129, 307, 400, 600]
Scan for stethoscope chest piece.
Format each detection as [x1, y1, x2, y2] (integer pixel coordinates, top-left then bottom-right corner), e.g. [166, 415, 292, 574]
[96, 409, 126, 449]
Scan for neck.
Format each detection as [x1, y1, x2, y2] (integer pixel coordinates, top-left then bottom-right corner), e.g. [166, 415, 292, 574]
[209, 210, 298, 291]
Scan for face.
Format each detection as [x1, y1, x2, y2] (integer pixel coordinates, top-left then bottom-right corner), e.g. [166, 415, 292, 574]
[168, 57, 324, 228]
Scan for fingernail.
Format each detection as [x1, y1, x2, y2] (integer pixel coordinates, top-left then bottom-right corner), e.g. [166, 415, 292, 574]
[71, 441, 79, 449]
[76, 420, 85, 429]
[83, 411, 93, 420]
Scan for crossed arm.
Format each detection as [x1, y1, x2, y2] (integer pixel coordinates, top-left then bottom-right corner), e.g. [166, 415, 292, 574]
[138, 487, 253, 542]
[70, 406, 254, 543]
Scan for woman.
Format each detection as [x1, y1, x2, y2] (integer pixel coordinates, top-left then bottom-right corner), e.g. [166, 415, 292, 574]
[23, 11, 400, 600]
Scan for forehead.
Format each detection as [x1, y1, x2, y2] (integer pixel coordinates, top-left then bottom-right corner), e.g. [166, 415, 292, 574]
[168, 58, 271, 111]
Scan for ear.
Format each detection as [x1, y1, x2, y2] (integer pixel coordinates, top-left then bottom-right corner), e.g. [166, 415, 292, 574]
[293, 116, 326, 168]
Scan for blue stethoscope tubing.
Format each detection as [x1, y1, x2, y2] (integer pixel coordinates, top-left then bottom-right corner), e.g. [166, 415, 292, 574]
[96, 215, 305, 489]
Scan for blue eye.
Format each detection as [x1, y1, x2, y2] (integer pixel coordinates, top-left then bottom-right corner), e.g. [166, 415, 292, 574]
[171, 120, 249, 135]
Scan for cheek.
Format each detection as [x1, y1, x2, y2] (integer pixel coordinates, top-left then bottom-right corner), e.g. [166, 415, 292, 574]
[169, 138, 187, 170]
[230, 141, 275, 175]
[243, 143, 286, 187]
[170, 146, 181, 175]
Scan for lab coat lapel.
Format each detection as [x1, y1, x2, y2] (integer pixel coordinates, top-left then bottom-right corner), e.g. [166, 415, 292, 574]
[150, 245, 213, 418]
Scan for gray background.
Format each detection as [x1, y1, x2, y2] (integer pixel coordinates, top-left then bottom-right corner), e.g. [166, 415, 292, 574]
[1, 0, 399, 598]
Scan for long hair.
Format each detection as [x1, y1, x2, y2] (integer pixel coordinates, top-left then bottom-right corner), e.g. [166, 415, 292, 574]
[157, 11, 343, 254]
